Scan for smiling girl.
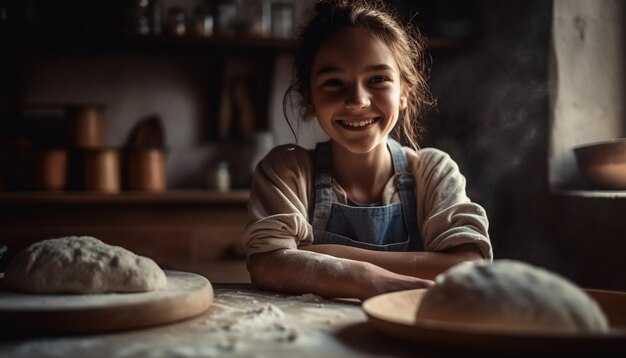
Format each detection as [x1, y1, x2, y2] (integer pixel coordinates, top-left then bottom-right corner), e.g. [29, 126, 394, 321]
[244, 0, 492, 300]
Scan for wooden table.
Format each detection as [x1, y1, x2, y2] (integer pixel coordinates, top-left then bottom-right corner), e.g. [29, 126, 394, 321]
[0, 284, 432, 357]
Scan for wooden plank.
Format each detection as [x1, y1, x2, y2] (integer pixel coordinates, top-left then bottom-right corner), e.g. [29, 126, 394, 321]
[0, 271, 213, 337]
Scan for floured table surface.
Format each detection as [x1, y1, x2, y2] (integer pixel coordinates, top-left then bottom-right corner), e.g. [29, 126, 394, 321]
[0, 285, 415, 358]
[4, 284, 623, 357]
[0, 271, 213, 336]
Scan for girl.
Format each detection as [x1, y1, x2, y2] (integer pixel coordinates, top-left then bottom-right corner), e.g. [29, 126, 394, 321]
[244, 0, 492, 300]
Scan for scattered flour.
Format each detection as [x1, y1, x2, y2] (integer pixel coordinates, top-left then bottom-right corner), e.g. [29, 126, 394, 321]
[0, 286, 365, 358]
[220, 303, 298, 343]
[293, 293, 328, 303]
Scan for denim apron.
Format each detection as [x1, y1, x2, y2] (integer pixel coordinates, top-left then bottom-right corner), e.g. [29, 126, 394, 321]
[310, 138, 422, 251]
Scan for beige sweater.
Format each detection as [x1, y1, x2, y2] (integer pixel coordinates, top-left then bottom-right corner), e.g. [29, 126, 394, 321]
[245, 143, 493, 260]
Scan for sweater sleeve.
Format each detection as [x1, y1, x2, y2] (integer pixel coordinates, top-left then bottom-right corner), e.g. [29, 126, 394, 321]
[411, 148, 493, 260]
[244, 145, 315, 259]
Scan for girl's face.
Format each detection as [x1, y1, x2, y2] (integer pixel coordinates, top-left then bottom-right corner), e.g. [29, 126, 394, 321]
[309, 27, 407, 155]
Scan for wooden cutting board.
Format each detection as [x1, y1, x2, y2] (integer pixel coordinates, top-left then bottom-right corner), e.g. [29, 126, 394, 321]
[363, 288, 626, 354]
[0, 270, 213, 337]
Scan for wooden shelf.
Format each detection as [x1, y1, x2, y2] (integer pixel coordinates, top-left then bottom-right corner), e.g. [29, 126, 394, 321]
[551, 189, 626, 199]
[0, 190, 250, 205]
[7, 32, 296, 55]
[6, 31, 469, 56]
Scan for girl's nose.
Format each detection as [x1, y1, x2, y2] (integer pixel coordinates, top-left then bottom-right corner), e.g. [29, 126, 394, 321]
[345, 85, 370, 110]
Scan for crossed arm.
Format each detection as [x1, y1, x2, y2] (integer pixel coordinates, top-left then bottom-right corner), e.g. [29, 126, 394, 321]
[247, 146, 489, 300]
[247, 243, 483, 300]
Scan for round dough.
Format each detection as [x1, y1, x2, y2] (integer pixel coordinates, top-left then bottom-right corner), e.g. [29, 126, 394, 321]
[415, 260, 609, 333]
[3, 236, 167, 294]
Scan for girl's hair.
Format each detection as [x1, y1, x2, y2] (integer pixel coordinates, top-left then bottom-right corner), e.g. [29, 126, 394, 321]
[283, 0, 435, 150]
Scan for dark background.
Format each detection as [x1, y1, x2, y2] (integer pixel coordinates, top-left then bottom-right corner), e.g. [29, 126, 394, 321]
[1, 0, 625, 290]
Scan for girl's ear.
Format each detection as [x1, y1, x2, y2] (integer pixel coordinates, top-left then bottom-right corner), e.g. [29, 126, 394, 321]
[400, 95, 408, 110]
[399, 83, 412, 110]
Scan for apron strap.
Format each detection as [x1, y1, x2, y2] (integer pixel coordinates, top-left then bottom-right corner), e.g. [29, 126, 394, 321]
[311, 141, 333, 232]
[388, 138, 423, 251]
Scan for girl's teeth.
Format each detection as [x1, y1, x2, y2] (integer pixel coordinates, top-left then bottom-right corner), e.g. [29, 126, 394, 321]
[342, 118, 374, 127]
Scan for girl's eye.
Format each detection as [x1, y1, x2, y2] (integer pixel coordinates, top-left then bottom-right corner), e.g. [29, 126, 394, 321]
[322, 79, 343, 87]
[369, 76, 389, 84]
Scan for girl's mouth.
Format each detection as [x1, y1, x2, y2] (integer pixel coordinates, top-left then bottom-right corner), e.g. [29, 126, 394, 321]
[337, 117, 380, 129]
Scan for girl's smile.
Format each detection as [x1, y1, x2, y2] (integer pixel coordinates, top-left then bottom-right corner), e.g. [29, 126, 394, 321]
[309, 27, 407, 155]
[337, 116, 381, 129]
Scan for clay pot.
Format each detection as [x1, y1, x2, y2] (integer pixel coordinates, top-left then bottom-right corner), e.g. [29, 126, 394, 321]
[35, 149, 67, 191]
[68, 105, 104, 149]
[84, 148, 120, 193]
[574, 138, 626, 190]
[127, 148, 167, 192]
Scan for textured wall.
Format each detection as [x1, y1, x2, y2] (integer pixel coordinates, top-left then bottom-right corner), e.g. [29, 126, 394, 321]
[549, 0, 626, 188]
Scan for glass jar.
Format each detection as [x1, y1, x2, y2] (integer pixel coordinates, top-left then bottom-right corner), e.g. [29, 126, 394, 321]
[167, 7, 187, 36]
[194, 7, 214, 37]
[129, 0, 156, 35]
[206, 161, 231, 192]
[271, 1, 293, 38]
[216, 0, 237, 35]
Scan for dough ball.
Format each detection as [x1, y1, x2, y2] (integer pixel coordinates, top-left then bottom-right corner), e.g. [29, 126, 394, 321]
[415, 260, 609, 333]
[3, 236, 167, 294]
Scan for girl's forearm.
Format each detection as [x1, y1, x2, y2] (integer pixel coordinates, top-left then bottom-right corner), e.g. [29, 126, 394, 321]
[248, 249, 368, 298]
[299, 243, 483, 280]
[247, 249, 432, 300]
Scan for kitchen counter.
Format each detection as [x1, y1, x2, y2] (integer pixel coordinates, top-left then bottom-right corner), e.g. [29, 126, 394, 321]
[0, 284, 432, 358]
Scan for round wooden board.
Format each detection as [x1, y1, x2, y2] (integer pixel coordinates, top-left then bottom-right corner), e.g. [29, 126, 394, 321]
[362, 288, 626, 354]
[0, 270, 213, 337]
